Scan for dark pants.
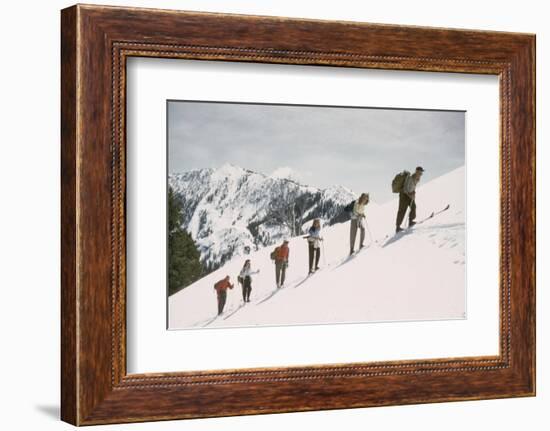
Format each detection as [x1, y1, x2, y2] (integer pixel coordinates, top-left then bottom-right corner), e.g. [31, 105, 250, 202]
[308, 243, 321, 272]
[217, 290, 227, 315]
[275, 261, 287, 287]
[241, 276, 252, 302]
[396, 192, 416, 228]
[350, 218, 365, 251]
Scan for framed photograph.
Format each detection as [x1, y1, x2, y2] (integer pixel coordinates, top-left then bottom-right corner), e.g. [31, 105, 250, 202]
[166, 100, 467, 330]
[61, 4, 535, 425]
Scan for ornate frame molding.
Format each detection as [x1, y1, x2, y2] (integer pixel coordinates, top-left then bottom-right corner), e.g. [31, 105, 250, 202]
[61, 5, 535, 425]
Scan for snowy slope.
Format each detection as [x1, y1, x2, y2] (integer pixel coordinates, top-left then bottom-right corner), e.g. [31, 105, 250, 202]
[168, 166, 466, 329]
[169, 164, 355, 270]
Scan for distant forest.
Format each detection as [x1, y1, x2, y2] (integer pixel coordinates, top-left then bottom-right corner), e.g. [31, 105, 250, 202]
[168, 187, 203, 296]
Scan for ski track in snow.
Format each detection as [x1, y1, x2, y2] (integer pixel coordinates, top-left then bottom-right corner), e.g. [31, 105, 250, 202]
[169, 166, 466, 329]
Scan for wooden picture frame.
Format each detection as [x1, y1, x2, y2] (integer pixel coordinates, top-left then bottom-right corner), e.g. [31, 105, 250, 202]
[61, 4, 535, 425]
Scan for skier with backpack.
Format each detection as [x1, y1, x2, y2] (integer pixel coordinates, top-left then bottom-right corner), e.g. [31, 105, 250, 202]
[213, 275, 234, 315]
[305, 218, 323, 274]
[238, 259, 260, 303]
[346, 192, 370, 255]
[393, 166, 424, 233]
[270, 240, 290, 289]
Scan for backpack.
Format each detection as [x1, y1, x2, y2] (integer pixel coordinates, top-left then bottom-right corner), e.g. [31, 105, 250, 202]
[344, 200, 356, 214]
[391, 170, 410, 193]
[270, 246, 280, 260]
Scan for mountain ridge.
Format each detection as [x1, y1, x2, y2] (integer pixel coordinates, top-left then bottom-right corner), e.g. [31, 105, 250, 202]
[169, 164, 356, 270]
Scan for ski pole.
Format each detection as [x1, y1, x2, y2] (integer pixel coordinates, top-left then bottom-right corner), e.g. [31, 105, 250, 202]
[365, 218, 374, 246]
[408, 197, 416, 223]
[321, 239, 327, 267]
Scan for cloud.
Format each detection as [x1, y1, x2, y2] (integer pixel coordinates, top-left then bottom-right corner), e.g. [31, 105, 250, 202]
[168, 101, 465, 203]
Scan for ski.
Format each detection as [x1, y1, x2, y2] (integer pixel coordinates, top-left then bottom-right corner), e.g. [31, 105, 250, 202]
[307, 267, 324, 277]
[349, 244, 370, 256]
[200, 314, 221, 327]
[222, 303, 245, 320]
[399, 203, 450, 232]
[256, 285, 286, 304]
[415, 204, 450, 225]
[379, 204, 451, 246]
[294, 270, 318, 288]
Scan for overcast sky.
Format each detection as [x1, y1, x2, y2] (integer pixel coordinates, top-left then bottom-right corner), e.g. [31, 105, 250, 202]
[168, 101, 465, 204]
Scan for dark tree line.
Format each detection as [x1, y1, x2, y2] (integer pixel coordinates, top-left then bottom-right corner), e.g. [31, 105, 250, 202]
[266, 180, 348, 237]
[168, 187, 203, 296]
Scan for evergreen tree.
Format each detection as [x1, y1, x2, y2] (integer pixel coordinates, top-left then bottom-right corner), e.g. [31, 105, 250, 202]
[168, 187, 203, 296]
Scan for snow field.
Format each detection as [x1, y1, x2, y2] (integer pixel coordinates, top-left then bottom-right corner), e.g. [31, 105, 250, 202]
[169, 166, 466, 329]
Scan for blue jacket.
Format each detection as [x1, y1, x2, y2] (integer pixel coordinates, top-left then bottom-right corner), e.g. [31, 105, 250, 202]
[308, 226, 321, 237]
[308, 226, 322, 248]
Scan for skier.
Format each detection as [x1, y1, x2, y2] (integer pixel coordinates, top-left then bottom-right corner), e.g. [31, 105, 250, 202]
[306, 218, 323, 274]
[238, 259, 260, 303]
[272, 240, 290, 289]
[349, 192, 369, 255]
[395, 166, 424, 233]
[213, 275, 233, 315]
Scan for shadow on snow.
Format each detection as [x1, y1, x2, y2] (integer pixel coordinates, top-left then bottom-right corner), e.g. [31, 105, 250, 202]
[381, 230, 414, 248]
[333, 245, 372, 270]
[195, 314, 219, 328]
[223, 303, 246, 320]
[256, 286, 286, 305]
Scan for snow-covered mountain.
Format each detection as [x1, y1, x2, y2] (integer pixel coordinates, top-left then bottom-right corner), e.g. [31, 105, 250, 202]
[168, 166, 466, 329]
[169, 164, 356, 270]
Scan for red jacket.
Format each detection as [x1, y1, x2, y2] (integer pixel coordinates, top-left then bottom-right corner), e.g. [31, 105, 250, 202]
[214, 279, 233, 293]
[275, 244, 289, 262]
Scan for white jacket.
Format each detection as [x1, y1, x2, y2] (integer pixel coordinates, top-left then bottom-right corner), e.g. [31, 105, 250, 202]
[351, 200, 366, 220]
[307, 227, 323, 248]
[404, 174, 419, 196]
[239, 267, 259, 279]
